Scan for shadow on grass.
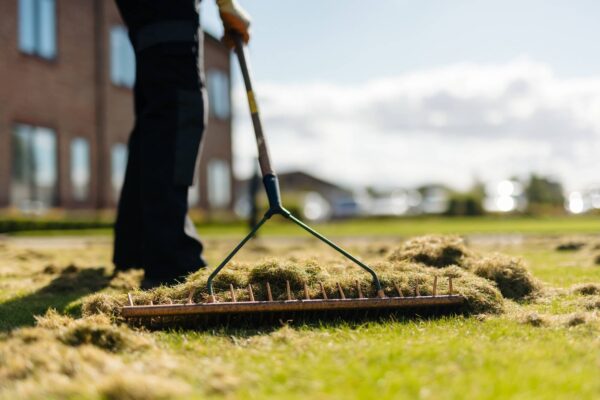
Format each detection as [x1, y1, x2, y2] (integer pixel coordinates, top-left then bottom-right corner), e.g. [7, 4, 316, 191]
[134, 305, 464, 337]
[0, 267, 110, 332]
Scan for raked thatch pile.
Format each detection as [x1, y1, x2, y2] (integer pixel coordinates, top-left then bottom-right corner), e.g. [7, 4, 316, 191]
[84, 235, 541, 318]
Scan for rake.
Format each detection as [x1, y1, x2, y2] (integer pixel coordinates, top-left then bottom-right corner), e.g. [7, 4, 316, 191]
[120, 37, 464, 326]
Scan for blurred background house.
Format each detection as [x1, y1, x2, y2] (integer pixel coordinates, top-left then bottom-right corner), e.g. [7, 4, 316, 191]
[235, 170, 359, 222]
[0, 0, 233, 214]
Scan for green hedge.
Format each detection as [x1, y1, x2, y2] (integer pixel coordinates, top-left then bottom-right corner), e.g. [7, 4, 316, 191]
[0, 218, 113, 233]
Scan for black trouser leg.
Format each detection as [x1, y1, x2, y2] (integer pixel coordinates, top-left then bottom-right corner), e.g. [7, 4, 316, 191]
[113, 123, 143, 270]
[113, 19, 207, 280]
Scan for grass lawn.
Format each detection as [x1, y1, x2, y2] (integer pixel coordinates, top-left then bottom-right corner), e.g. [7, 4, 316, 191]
[7, 214, 600, 237]
[0, 218, 599, 399]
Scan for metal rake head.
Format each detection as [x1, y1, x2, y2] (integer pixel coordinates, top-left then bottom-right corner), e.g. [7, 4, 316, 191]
[121, 277, 464, 329]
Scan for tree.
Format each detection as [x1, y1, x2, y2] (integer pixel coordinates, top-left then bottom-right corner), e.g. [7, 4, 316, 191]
[525, 174, 564, 207]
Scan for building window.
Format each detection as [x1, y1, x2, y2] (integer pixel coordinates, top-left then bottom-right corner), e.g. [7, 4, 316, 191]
[207, 69, 230, 119]
[70, 138, 91, 201]
[111, 143, 128, 201]
[207, 159, 231, 208]
[110, 26, 135, 88]
[18, 0, 57, 59]
[11, 124, 58, 211]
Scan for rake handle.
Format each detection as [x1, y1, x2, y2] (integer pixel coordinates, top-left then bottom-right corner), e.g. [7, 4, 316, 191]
[233, 36, 275, 177]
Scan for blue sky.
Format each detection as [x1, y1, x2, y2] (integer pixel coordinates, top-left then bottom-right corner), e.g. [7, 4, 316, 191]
[200, 1, 600, 191]
[202, 0, 600, 83]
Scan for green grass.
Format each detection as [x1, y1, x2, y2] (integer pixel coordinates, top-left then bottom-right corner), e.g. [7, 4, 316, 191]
[1, 221, 599, 399]
[155, 318, 600, 399]
[8, 215, 600, 237]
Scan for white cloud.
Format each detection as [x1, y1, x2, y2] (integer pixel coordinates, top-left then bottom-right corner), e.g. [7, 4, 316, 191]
[231, 58, 600, 191]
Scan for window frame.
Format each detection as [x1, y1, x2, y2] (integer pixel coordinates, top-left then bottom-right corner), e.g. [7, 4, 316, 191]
[18, 0, 58, 60]
[206, 69, 231, 120]
[10, 123, 59, 210]
[70, 137, 91, 202]
[207, 158, 231, 209]
[110, 25, 136, 89]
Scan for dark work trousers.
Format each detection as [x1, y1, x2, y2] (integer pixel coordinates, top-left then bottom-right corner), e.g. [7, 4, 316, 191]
[113, 0, 207, 281]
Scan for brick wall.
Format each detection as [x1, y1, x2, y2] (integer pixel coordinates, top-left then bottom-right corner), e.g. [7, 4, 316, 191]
[0, 0, 233, 211]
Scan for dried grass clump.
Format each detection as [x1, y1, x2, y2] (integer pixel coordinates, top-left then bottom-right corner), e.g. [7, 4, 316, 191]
[33, 310, 152, 352]
[583, 296, 600, 310]
[434, 265, 504, 314]
[388, 235, 538, 301]
[565, 313, 587, 327]
[82, 256, 505, 316]
[467, 254, 540, 300]
[99, 374, 191, 400]
[521, 312, 550, 327]
[518, 311, 599, 329]
[388, 235, 470, 267]
[0, 310, 192, 399]
[82, 292, 128, 318]
[594, 254, 600, 266]
[555, 240, 586, 251]
[571, 283, 600, 296]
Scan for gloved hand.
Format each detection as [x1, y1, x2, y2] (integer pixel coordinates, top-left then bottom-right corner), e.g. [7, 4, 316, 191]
[216, 0, 251, 49]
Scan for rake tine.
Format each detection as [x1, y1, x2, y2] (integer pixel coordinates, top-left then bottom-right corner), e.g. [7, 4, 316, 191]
[286, 280, 293, 300]
[150, 300, 154, 306]
[188, 287, 197, 304]
[229, 284, 237, 302]
[167, 298, 173, 304]
[356, 280, 364, 299]
[414, 282, 420, 297]
[266, 282, 273, 301]
[303, 282, 310, 300]
[248, 284, 255, 302]
[127, 293, 134, 306]
[394, 282, 403, 297]
[449, 277, 453, 295]
[319, 281, 328, 299]
[337, 282, 346, 299]
[433, 276, 438, 297]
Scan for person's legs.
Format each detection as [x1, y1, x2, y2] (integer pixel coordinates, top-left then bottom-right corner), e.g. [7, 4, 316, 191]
[113, 0, 207, 283]
[136, 28, 207, 282]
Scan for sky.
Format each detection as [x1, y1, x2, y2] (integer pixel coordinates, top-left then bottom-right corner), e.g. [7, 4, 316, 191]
[200, 0, 600, 191]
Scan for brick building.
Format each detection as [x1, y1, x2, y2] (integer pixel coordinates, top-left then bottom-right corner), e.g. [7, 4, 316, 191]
[0, 0, 233, 213]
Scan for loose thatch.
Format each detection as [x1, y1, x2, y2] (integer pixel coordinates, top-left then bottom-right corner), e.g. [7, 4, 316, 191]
[583, 296, 600, 311]
[34, 310, 152, 352]
[387, 236, 538, 301]
[571, 283, 600, 296]
[594, 254, 600, 266]
[78, 234, 555, 320]
[555, 241, 586, 251]
[521, 312, 549, 327]
[82, 257, 504, 316]
[0, 310, 192, 399]
[387, 235, 470, 267]
[467, 254, 540, 300]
